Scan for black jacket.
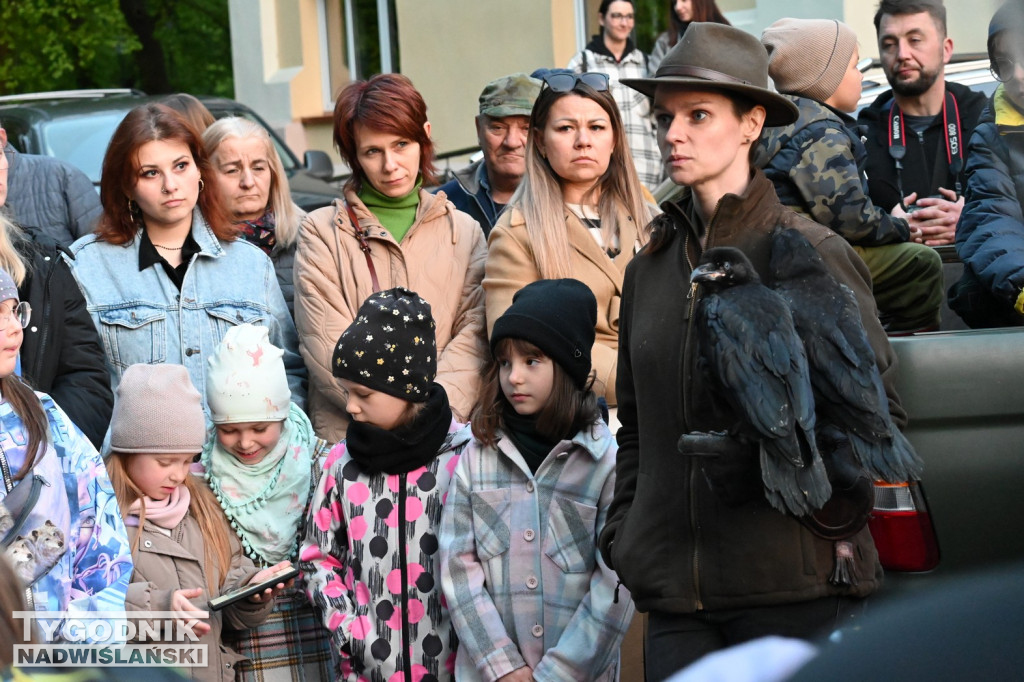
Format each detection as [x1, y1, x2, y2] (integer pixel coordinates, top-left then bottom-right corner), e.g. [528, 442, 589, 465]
[601, 171, 895, 613]
[17, 227, 113, 447]
[858, 81, 988, 211]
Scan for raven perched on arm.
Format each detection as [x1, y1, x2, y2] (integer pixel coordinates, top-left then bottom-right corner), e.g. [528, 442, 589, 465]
[690, 246, 831, 516]
[767, 226, 923, 483]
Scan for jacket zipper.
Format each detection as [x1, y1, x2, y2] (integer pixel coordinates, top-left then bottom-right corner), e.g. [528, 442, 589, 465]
[398, 473, 411, 679]
[682, 204, 722, 612]
[31, 254, 56, 382]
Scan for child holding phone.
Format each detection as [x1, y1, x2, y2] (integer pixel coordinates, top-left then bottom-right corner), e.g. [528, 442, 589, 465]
[105, 363, 290, 682]
[299, 288, 472, 681]
[440, 279, 634, 681]
[200, 324, 332, 681]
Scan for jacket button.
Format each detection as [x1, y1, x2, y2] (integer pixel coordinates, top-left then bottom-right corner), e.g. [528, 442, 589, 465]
[185, 348, 199, 357]
[523, 529, 535, 542]
[44, 256, 51, 261]
[531, 624, 543, 637]
[30, 326, 37, 333]
[143, 540, 152, 548]
[526, 576, 538, 589]
[525, 481, 535, 493]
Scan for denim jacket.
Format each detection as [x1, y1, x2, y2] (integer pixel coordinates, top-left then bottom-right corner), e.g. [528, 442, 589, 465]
[69, 209, 305, 408]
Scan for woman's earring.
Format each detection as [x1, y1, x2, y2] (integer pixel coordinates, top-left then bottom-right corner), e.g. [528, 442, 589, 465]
[198, 177, 205, 192]
[127, 197, 138, 225]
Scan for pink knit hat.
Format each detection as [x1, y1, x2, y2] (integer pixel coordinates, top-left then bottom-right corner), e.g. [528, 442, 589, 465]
[109, 364, 207, 454]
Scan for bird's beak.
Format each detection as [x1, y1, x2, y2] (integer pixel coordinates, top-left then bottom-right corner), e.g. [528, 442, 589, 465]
[690, 263, 724, 283]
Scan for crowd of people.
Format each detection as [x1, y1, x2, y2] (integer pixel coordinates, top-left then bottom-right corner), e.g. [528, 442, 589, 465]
[1, 0, 1022, 680]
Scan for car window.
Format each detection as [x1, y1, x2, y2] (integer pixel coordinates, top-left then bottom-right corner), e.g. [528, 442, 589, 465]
[39, 111, 127, 184]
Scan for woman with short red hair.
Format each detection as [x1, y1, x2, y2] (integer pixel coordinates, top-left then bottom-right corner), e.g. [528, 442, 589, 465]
[294, 74, 487, 442]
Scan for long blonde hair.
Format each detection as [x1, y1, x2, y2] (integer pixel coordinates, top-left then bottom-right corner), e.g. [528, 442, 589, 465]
[512, 80, 653, 279]
[202, 117, 302, 248]
[0, 213, 28, 286]
[106, 453, 233, 594]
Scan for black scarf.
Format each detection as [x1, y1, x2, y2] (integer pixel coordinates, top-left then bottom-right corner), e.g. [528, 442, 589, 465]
[501, 404, 561, 475]
[345, 384, 452, 475]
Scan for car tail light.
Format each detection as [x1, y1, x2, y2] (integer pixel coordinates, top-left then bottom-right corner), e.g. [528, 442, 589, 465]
[867, 481, 940, 572]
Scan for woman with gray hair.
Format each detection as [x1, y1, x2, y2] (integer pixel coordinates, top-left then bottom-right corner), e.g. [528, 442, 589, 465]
[203, 117, 304, 316]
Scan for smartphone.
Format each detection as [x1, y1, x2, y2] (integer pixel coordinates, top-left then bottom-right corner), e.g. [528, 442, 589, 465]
[208, 565, 299, 611]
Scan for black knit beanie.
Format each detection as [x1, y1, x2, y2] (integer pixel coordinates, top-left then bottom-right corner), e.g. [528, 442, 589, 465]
[989, 1, 1024, 63]
[333, 287, 436, 402]
[490, 278, 597, 388]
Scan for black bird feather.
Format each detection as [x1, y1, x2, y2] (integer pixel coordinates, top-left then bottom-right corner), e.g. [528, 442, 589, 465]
[691, 246, 831, 515]
[767, 227, 923, 482]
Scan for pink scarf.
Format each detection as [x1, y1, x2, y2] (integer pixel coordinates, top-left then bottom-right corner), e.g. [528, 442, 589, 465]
[125, 485, 192, 529]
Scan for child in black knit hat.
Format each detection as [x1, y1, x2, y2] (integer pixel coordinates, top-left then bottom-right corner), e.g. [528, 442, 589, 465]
[298, 287, 473, 681]
[439, 278, 635, 681]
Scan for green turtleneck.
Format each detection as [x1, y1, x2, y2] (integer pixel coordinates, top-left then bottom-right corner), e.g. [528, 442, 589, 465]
[359, 179, 422, 243]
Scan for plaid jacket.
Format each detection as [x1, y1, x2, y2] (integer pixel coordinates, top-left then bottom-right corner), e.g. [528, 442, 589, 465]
[569, 39, 664, 191]
[439, 421, 634, 682]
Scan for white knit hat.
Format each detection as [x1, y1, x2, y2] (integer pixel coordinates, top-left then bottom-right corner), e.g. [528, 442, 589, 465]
[206, 324, 291, 424]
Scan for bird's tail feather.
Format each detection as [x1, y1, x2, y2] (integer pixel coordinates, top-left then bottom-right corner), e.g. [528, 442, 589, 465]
[850, 429, 924, 482]
[760, 440, 832, 516]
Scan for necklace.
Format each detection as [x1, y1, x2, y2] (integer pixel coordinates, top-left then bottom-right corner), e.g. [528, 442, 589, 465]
[152, 243, 184, 251]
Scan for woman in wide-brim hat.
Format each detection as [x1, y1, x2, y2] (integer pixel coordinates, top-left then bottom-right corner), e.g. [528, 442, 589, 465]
[597, 22, 908, 680]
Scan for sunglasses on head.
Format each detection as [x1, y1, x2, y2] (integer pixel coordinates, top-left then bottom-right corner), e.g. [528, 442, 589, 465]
[542, 72, 610, 93]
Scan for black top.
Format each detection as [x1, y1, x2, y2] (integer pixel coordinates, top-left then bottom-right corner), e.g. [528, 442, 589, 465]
[137, 228, 201, 289]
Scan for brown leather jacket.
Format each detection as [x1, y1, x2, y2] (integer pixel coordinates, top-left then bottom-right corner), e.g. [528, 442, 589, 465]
[294, 189, 487, 441]
[602, 170, 901, 613]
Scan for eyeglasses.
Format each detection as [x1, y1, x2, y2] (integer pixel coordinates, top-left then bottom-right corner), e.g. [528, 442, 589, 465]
[543, 72, 610, 94]
[608, 12, 634, 22]
[0, 301, 31, 333]
[990, 57, 1023, 82]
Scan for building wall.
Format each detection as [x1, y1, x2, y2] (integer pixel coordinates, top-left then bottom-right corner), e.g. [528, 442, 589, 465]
[395, 0, 572, 157]
[229, 0, 1002, 171]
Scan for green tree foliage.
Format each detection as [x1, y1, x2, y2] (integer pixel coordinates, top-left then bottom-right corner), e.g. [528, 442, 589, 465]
[633, 0, 667, 54]
[0, 0, 232, 97]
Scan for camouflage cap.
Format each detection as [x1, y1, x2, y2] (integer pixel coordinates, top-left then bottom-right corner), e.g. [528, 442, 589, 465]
[478, 73, 542, 118]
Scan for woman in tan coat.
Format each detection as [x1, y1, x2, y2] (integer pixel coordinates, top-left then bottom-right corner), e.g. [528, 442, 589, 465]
[485, 71, 656, 406]
[294, 74, 487, 441]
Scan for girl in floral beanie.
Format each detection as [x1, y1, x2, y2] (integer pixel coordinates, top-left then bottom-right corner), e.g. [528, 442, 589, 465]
[299, 287, 473, 681]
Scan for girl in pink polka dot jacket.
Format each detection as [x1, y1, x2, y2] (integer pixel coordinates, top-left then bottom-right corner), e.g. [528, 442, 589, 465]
[200, 323, 333, 682]
[298, 288, 474, 682]
[439, 279, 635, 682]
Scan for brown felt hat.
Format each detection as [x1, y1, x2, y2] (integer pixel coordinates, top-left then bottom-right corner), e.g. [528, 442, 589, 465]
[621, 22, 799, 127]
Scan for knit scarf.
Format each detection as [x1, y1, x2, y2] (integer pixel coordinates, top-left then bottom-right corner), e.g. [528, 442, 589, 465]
[358, 179, 422, 243]
[126, 485, 191, 529]
[200, 403, 315, 565]
[238, 210, 276, 256]
[502, 405, 560, 475]
[345, 383, 452, 475]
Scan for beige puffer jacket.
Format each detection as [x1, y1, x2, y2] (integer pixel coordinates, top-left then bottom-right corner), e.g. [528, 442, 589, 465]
[294, 189, 487, 441]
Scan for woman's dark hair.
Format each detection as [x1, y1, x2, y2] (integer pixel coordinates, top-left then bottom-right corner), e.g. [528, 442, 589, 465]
[159, 93, 216, 133]
[667, 0, 731, 48]
[599, 0, 634, 15]
[471, 338, 600, 447]
[3, 374, 48, 482]
[97, 103, 233, 245]
[333, 73, 438, 193]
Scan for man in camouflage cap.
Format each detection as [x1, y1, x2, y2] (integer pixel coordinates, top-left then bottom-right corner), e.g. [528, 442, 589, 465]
[434, 73, 540, 235]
